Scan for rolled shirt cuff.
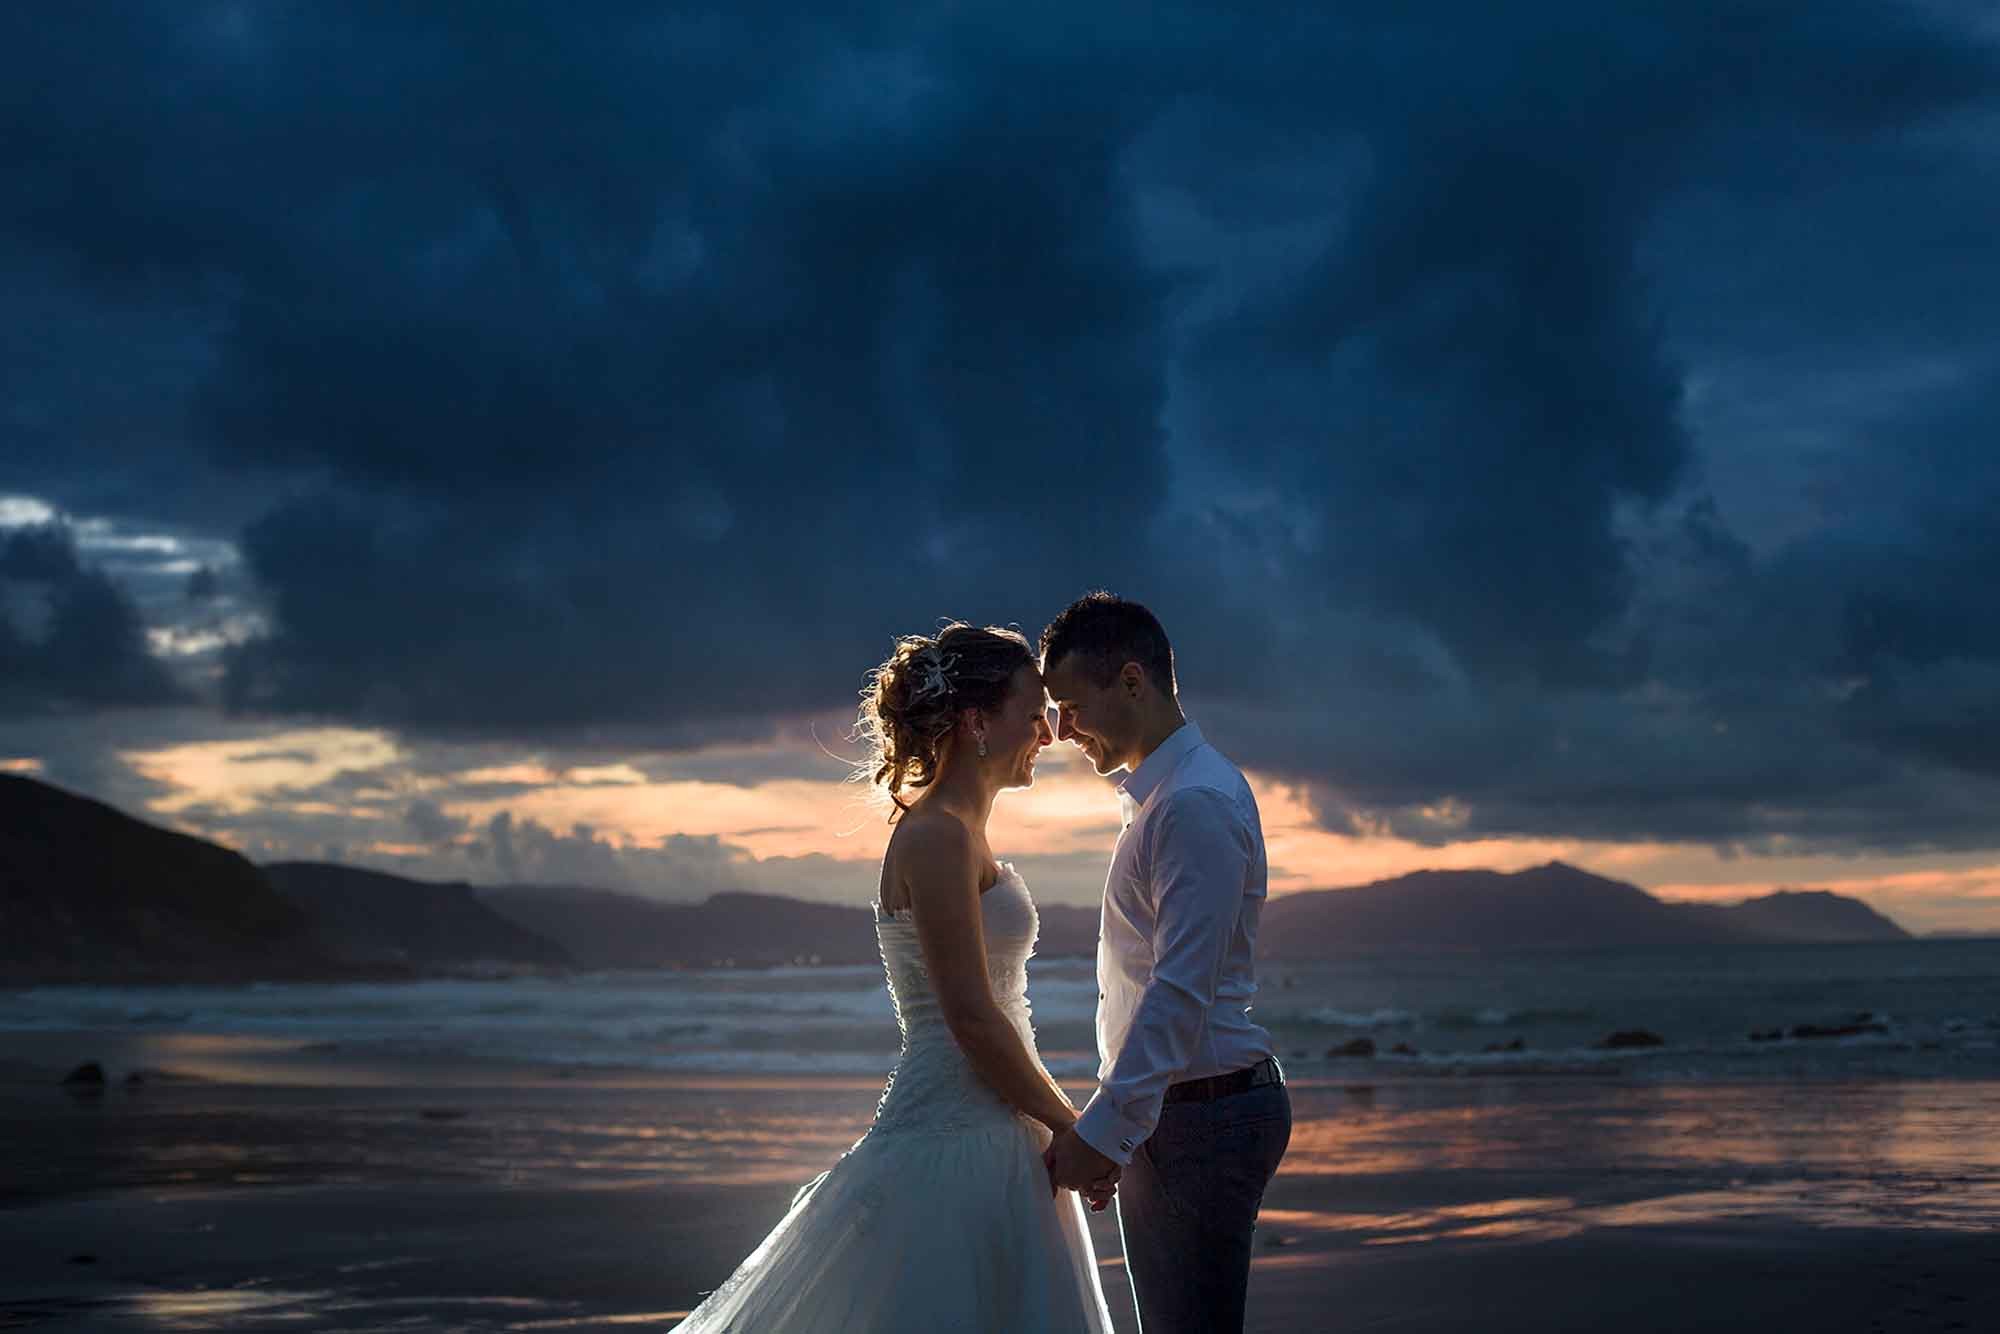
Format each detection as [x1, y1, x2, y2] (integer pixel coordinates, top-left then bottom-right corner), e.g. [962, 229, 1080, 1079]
[1073, 1089, 1154, 1167]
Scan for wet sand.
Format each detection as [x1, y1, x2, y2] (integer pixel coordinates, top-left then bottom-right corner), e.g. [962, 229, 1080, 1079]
[4, 1031, 1999, 1331]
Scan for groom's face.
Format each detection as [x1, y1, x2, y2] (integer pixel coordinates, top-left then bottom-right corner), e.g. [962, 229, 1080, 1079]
[1041, 654, 1135, 776]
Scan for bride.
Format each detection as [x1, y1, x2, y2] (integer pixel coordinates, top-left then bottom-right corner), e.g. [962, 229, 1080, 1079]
[671, 622, 1116, 1333]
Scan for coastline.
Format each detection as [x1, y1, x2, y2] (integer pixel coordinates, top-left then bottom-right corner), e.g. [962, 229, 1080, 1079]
[9, 1171, 1996, 1332]
[5, 1030, 1999, 1331]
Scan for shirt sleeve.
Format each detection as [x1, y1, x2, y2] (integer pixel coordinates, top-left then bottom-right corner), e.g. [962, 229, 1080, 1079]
[1073, 786, 1251, 1164]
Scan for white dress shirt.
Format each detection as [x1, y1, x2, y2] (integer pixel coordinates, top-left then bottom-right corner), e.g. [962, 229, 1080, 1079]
[1073, 721, 1274, 1165]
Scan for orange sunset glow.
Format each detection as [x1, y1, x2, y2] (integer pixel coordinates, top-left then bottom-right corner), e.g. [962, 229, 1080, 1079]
[14, 11, 2000, 1333]
[104, 725, 2000, 933]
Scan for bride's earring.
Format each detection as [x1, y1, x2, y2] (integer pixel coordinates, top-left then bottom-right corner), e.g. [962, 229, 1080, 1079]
[976, 733, 988, 758]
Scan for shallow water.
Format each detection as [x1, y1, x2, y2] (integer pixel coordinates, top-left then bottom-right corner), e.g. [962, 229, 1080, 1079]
[6, 1069, 2000, 1332]
[6, 937, 2000, 1081]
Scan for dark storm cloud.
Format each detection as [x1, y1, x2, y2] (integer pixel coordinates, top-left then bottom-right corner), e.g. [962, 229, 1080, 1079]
[1817, 362, 2000, 784]
[91, 2, 1175, 732]
[0, 524, 184, 714]
[6, 3, 2000, 854]
[1171, 3, 1995, 676]
[1156, 4, 2000, 850]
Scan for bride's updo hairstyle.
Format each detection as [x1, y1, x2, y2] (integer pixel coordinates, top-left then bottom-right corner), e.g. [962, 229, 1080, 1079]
[856, 622, 1034, 818]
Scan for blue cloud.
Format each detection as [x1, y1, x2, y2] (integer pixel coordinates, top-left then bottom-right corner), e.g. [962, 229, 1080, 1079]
[3, 2, 1999, 850]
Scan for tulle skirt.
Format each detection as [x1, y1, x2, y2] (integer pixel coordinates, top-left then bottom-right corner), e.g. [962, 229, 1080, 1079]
[670, 1116, 1113, 1333]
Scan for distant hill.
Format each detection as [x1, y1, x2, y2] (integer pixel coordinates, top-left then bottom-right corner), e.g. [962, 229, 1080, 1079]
[479, 885, 1102, 969]
[0, 774, 334, 983]
[1677, 889, 1908, 944]
[1034, 903, 1102, 959]
[1259, 861, 1909, 958]
[483, 886, 873, 969]
[265, 862, 573, 972]
[476, 885, 697, 970]
[491, 865, 1903, 970]
[0, 773, 1915, 983]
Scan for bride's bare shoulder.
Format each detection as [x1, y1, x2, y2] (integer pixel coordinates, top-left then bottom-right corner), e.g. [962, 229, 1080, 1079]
[888, 808, 972, 865]
[884, 809, 980, 896]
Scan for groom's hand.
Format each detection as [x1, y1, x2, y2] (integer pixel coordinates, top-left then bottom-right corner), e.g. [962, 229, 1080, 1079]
[1044, 1126, 1118, 1201]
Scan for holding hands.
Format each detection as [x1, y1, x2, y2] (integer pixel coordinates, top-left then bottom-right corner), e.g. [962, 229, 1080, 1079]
[1044, 1124, 1121, 1213]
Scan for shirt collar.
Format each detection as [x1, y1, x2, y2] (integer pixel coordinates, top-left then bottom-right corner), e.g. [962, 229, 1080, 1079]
[1117, 720, 1203, 818]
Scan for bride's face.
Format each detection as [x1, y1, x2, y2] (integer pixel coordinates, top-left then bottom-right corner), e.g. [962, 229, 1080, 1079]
[984, 664, 1055, 790]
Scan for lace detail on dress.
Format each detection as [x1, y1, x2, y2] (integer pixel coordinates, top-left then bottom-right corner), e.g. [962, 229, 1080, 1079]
[868, 865, 1044, 1137]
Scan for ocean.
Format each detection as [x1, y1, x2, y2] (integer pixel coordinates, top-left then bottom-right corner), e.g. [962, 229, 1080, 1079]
[7, 937, 1999, 1083]
[7, 940, 2000, 1331]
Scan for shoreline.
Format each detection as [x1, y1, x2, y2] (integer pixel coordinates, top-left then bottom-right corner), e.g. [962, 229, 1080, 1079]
[5, 1030, 1999, 1331]
[0, 1027, 907, 1092]
[5, 1157, 1998, 1332]
[7, 1026, 1997, 1093]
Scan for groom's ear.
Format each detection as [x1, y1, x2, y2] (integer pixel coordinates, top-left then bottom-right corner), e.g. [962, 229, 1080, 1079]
[1119, 661, 1147, 698]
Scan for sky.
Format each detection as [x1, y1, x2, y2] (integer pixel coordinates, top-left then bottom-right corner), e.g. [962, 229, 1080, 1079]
[5, 3, 2000, 932]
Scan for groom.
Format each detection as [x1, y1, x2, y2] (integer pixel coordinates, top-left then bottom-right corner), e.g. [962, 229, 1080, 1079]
[1040, 592, 1291, 1334]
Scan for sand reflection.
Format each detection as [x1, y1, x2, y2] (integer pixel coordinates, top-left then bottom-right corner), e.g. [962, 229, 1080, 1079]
[1278, 1078, 2000, 1182]
[1250, 1080, 2000, 1259]
[1590, 1178, 2000, 1233]
[1258, 1198, 1582, 1256]
[505, 1314, 692, 1329]
[128, 1287, 333, 1328]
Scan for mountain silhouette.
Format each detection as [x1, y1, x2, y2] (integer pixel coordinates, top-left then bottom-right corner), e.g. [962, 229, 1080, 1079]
[479, 884, 1102, 968]
[1, 776, 1911, 983]
[0, 774, 332, 982]
[265, 862, 573, 972]
[1258, 861, 1908, 957]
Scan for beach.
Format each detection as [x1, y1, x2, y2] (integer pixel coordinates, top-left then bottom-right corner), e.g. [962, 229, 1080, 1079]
[14, 0, 2000, 1323]
[4, 1031, 1998, 1332]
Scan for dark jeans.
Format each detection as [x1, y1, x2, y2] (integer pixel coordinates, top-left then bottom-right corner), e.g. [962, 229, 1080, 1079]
[1116, 1076, 1292, 1334]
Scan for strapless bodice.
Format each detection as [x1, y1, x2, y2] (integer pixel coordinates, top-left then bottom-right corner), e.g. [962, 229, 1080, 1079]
[869, 865, 1044, 1135]
[670, 861, 1115, 1333]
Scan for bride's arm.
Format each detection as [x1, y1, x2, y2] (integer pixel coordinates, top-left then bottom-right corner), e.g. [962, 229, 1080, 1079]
[900, 819, 1076, 1135]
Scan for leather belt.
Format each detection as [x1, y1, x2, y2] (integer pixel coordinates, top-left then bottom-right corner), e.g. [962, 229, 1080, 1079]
[1161, 1056, 1284, 1106]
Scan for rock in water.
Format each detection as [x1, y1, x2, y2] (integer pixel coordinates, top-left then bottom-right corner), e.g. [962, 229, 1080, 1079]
[61, 1061, 107, 1087]
[1599, 1030, 1666, 1049]
[1328, 1037, 1377, 1058]
[1789, 1019, 1888, 1039]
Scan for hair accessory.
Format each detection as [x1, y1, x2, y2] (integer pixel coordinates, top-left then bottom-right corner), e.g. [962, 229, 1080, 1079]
[906, 644, 959, 707]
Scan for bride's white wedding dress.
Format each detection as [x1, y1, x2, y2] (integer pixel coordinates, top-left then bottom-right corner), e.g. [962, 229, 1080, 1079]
[671, 864, 1114, 1333]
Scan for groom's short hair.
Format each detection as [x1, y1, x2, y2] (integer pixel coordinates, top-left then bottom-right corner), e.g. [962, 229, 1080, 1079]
[1040, 592, 1177, 694]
